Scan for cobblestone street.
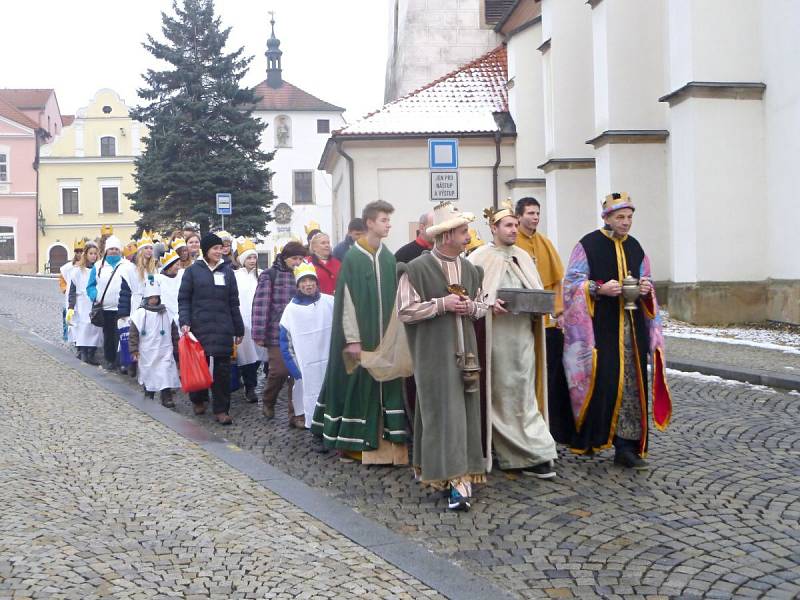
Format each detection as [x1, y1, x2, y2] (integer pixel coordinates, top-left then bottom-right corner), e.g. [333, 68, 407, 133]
[2, 275, 800, 599]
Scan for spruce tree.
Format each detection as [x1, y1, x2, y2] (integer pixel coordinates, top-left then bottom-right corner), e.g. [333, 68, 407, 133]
[130, 0, 274, 236]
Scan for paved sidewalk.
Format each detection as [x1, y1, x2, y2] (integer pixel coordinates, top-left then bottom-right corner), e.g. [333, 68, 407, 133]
[664, 336, 800, 390]
[0, 328, 446, 599]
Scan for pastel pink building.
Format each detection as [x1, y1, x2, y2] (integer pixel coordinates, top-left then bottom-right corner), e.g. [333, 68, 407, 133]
[0, 89, 64, 273]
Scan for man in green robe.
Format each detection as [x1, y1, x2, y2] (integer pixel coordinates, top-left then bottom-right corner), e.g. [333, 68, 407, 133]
[397, 202, 488, 511]
[311, 200, 408, 464]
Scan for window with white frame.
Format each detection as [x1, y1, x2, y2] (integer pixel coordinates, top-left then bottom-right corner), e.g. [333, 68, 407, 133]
[0, 153, 7, 182]
[100, 136, 116, 157]
[0, 225, 15, 261]
[62, 188, 79, 214]
[102, 187, 120, 213]
[293, 171, 314, 204]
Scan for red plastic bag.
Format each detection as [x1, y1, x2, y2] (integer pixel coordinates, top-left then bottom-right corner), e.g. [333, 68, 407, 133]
[179, 334, 213, 393]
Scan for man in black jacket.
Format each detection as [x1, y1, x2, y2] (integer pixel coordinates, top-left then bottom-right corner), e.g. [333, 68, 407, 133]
[394, 210, 434, 264]
[332, 218, 366, 261]
[178, 233, 245, 425]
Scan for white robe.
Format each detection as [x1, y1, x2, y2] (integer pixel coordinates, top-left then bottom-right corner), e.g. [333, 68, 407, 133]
[69, 266, 103, 347]
[234, 268, 266, 366]
[157, 270, 184, 327]
[131, 307, 181, 392]
[125, 267, 158, 315]
[60, 262, 75, 343]
[279, 294, 334, 428]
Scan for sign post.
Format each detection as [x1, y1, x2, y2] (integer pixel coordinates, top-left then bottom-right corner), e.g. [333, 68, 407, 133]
[430, 171, 459, 201]
[216, 193, 232, 229]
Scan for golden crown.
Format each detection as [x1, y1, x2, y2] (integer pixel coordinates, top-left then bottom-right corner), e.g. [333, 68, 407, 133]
[73, 238, 87, 250]
[601, 192, 635, 215]
[123, 242, 138, 257]
[464, 227, 484, 252]
[160, 249, 181, 269]
[136, 235, 154, 250]
[483, 199, 515, 226]
[304, 220, 321, 235]
[170, 237, 186, 251]
[294, 262, 317, 282]
[100, 224, 114, 236]
[237, 238, 257, 255]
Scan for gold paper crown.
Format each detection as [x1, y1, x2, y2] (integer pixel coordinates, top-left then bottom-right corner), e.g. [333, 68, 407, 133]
[136, 235, 154, 250]
[601, 192, 635, 216]
[304, 220, 321, 235]
[73, 238, 86, 251]
[160, 249, 181, 270]
[170, 237, 187, 251]
[216, 230, 233, 241]
[293, 262, 317, 282]
[100, 224, 114, 236]
[237, 238, 257, 255]
[483, 199, 515, 226]
[464, 228, 485, 253]
[123, 242, 138, 258]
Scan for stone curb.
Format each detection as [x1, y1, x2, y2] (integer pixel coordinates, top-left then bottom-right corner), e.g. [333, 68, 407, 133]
[0, 317, 516, 600]
[667, 358, 800, 391]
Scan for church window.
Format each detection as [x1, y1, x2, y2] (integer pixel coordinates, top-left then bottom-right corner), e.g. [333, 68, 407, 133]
[317, 119, 330, 134]
[293, 171, 314, 205]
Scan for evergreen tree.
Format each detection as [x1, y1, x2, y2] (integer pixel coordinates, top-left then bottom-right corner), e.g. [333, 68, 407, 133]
[130, 0, 274, 236]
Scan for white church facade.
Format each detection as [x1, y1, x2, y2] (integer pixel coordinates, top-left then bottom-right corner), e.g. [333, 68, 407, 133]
[322, 0, 799, 325]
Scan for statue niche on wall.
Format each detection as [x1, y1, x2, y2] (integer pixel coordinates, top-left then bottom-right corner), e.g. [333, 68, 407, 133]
[275, 115, 292, 148]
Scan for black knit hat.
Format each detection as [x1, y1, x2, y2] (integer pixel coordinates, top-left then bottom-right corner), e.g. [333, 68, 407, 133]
[200, 233, 223, 256]
[280, 241, 307, 260]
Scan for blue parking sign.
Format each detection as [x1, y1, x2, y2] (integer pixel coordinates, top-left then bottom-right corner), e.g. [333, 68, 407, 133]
[429, 139, 458, 169]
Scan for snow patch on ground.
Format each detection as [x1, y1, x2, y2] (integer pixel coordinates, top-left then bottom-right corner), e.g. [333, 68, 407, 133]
[666, 368, 777, 394]
[662, 310, 800, 355]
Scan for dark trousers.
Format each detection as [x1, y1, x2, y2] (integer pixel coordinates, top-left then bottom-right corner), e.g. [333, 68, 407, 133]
[546, 327, 576, 445]
[190, 355, 232, 415]
[240, 361, 261, 390]
[263, 346, 293, 415]
[102, 310, 119, 364]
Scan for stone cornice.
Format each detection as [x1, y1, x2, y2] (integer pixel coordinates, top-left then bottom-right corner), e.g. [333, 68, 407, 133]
[586, 129, 670, 148]
[537, 158, 595, 173]
[505, 177, 546, 188]
[658, 81, 766, 106]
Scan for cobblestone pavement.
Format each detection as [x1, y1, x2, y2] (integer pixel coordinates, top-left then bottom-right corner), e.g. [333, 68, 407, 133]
[0, 328, 446, 599]
[2, 275, 800, 599]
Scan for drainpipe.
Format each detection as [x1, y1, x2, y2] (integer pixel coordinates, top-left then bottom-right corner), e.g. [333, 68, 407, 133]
[34, 131, 41, 273]
[335, 139, 356, 222]
[492, 130, 502, 209]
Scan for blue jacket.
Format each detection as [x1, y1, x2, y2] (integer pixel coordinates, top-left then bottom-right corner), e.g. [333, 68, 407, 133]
[278, 291, 322, 380]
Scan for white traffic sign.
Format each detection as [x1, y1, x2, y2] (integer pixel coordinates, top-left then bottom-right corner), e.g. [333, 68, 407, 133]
[216, 193, 232, 215]
[428, 139, 458, 169]
[431, 171, 459, 201]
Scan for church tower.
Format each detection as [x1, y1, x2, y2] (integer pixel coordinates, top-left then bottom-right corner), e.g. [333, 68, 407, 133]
[266, 14, 283, 89]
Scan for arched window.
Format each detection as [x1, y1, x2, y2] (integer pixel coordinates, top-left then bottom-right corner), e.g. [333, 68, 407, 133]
[274, 115, 292, 148]
[100, 136, 116, 157]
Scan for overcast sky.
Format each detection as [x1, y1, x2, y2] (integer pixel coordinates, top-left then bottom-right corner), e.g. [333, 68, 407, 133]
[1, 0, 390, 122]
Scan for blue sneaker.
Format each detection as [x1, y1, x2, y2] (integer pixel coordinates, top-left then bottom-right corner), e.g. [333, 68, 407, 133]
[448, 485, 471, 512]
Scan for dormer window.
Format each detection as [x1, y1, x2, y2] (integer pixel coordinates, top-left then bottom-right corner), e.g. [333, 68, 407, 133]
[100, 136, 116, 157]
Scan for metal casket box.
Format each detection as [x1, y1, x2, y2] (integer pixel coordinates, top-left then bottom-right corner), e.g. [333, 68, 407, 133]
[496, 288, 555, 315]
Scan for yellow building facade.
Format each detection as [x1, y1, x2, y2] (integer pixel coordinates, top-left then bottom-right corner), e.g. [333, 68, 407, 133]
[38, 89, 146, 272]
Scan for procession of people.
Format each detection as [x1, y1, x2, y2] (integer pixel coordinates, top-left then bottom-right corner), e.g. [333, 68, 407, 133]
[59, 193, 672, 512]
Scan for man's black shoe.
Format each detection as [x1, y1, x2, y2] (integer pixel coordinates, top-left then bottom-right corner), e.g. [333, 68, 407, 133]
[522, 461, 557, 479]
[614, 449, 648, 470]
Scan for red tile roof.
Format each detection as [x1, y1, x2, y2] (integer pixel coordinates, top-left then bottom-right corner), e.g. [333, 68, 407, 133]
[61, 115, 75, 126]
[250, 79, 344, 112]
[0, 88, 54, 110]
[0, 96, 39, 130]
[336, 45, 509, 137]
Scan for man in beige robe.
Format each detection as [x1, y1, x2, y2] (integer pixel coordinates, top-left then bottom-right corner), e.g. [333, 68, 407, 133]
[469, 202, 558, 478]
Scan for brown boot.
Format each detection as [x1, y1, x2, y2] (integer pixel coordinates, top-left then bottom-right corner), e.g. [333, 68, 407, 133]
[263, 404, 275, 419]
[288, 415, 306, 429]
[193, 402, 207, 415]
[214, 413, 233, 425]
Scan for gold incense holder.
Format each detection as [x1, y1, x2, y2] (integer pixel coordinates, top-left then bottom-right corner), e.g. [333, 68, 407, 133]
[622, 272, 640, 311]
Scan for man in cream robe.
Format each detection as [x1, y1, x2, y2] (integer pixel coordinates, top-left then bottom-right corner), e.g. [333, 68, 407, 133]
[469, 202, 557, 478]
